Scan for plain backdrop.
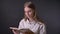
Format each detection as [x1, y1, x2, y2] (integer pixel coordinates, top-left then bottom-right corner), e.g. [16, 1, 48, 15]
[0, 0, 60, 34]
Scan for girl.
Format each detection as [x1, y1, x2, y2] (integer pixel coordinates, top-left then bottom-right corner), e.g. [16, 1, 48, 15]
[11, 1, 46, 34]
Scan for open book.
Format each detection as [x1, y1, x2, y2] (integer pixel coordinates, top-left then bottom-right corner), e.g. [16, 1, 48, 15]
[9, 27, 34, 34]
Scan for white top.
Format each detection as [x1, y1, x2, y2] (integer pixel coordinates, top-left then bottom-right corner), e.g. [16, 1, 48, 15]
[18, 19, 46, 34]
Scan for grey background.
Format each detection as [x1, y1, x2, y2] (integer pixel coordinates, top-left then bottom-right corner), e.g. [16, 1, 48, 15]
[0, 0, 60, 34]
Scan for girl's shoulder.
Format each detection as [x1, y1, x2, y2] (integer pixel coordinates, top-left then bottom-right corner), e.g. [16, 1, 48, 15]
[20, 18, 25, 22]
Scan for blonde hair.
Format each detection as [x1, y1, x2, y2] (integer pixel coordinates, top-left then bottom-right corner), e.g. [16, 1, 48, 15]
[24, 1, 44, 23]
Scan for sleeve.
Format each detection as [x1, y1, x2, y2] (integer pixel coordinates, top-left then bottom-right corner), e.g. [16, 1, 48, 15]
[39, 23, 46, 34]
[18, 19, 24, 29]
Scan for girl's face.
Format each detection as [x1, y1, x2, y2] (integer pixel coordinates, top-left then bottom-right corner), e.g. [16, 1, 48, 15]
[24, 7, 33, 18]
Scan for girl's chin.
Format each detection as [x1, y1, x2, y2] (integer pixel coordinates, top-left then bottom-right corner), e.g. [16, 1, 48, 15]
[27, 17, 32, 19]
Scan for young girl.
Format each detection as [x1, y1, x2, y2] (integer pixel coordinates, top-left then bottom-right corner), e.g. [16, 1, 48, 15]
[11, 1, 46, 34]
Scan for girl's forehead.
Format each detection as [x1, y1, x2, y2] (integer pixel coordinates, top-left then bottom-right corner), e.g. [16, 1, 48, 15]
[24, 7, 32, 11]
[25, 7, 31, 10]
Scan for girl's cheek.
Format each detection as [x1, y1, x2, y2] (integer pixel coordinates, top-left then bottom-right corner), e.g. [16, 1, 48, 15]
[29, 12, 32, 15]
[25, 13, 27, 15]
[25, 13, 29, 17]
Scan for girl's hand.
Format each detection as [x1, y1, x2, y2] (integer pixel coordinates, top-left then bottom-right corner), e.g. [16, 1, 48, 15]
[12, 29, 20, 34]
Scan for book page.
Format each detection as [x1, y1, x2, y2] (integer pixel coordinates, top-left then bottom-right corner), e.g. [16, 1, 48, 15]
[9, 27, 19, 30]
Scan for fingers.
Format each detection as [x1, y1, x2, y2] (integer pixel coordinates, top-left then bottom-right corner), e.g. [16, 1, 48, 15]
[12, 29, 20, 34]
[12, 30, 16, 34]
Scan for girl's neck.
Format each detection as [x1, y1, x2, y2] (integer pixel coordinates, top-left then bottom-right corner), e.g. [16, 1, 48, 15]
[28, 18, 34, 22]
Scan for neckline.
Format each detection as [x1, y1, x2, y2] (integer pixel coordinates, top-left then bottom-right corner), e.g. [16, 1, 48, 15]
[26, 19, 36, 24]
